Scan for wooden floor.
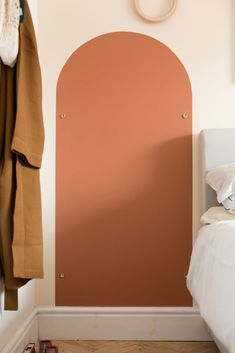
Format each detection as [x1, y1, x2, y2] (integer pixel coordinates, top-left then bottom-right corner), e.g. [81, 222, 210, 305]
[51, 341, 220, 353]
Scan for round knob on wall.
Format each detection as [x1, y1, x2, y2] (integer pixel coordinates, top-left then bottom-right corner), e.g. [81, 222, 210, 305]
[181, 112, 189, 119]
[60, 112, 67, 119]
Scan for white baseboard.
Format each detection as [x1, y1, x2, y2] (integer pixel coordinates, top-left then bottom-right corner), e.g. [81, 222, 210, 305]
[37, 307, 212, 341]
[1, 309, 38, 353]
[0, 306, 212, 352]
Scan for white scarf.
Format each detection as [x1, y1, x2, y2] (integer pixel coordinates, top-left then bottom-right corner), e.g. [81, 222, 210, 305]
[0, 0, 22, 67]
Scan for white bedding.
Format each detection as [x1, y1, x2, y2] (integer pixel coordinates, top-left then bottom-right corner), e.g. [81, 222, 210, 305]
[187, 221, 235, 353]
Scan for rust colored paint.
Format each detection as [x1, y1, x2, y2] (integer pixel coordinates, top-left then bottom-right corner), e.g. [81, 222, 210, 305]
[56, 32, 192, 306]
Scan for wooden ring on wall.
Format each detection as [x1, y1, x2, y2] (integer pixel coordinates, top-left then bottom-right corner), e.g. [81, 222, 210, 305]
[134, 0, 177, 23]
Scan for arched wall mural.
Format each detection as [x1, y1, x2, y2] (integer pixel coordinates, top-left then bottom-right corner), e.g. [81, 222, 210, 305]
[56, 32, 192, 306]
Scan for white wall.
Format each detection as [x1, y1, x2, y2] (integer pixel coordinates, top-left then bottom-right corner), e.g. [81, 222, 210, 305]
[0, 1, 38, 351]
[37, 0, 235, 306]
[29, 0, 37, 32]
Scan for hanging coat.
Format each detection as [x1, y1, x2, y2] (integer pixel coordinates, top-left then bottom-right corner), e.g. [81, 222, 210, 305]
[0, 0, 44, 310]
[0, 60, 29, 310]
[12, 0, 44, 280]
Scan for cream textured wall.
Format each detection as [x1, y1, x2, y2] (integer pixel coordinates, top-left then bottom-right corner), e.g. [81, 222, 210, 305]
[0, 1, 38, 350]
[37, 0, 235, 306]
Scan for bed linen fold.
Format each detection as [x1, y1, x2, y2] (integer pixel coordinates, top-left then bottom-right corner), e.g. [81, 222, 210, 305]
[187, 221, 235, 353]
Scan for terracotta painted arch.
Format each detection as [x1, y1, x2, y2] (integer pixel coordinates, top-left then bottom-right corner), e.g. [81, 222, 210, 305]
[56, 32, 192, 306]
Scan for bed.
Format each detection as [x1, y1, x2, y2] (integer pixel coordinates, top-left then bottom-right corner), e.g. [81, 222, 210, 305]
[187, 129, 235, 353]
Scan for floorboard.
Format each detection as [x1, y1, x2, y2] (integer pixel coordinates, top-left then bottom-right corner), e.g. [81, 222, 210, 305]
[50, 340, 220, 353]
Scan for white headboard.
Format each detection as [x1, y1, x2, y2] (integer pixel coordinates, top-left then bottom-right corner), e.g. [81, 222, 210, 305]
[199, 129, 235, 213]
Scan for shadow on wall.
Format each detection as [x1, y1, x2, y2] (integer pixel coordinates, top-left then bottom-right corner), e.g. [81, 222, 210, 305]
[56, 135, 192, 307]
[0, 276, 3, 312]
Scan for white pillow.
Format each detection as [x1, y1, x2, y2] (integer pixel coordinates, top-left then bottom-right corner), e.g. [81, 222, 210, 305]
[206, 163, 235, 203]
[200, 206, 235, 224]
[222, 193, 235, 214]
